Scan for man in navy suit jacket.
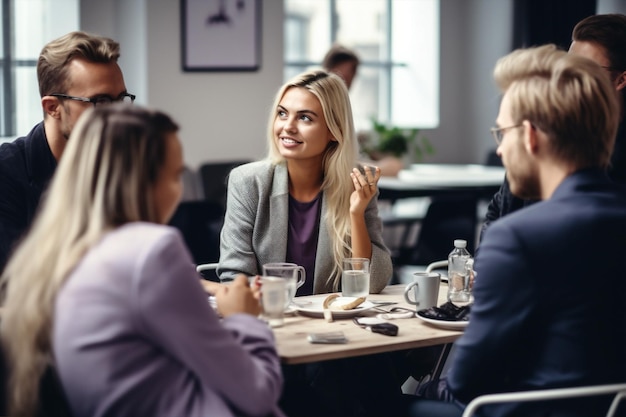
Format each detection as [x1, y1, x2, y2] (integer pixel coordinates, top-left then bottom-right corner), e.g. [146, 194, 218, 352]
[405, 44, 626, 417]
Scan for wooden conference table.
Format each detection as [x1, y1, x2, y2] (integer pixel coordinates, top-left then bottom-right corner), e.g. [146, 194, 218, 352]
[272, 284, 463, 368]
[377, 164, 506, 202]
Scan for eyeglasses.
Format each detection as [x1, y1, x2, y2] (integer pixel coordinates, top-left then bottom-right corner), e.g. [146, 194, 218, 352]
[490, 124, 522, 146]
[50, 92, 136, 107]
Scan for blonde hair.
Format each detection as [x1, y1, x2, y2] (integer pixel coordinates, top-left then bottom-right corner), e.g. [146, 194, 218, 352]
[266, 70, 358, 289]
[494, 44, 619, 169]
[0, 104, 178, 416]
[38, 31, 121, 98]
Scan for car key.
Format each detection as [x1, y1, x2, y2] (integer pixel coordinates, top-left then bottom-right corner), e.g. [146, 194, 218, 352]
[353, 317, 398, 336]
[368, 322, 398, 336]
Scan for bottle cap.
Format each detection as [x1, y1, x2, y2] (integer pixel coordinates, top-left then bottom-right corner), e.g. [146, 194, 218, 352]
[454, 239, 467, 248]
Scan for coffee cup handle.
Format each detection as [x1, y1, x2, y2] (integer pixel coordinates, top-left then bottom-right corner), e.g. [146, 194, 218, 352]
[403, 282, 418, 305]
[296, 266, 306, 288]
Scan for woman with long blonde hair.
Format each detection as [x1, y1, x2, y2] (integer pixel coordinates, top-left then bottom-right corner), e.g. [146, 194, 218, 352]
[216, 70, 397, 417]
[1, 104, 284, 417]
[218, 70, 392, 294]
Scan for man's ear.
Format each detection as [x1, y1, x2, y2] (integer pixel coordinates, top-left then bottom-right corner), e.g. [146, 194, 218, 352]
[41, 96, 62, 119]
[523, 120, 538, 155]
[615, 71, 626, 92]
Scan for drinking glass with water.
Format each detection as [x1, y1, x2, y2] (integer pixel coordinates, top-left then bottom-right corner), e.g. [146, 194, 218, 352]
[262, 263, 306, 310]
[342, 258, 370, 298]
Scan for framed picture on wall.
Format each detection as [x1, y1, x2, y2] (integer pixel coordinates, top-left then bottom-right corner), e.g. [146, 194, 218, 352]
[181, 0, 260, 72]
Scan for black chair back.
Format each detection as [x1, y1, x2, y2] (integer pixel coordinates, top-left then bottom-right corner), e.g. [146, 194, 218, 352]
[38, 365, 73, 417]
[199, 160, 250, 212]
[168, 200, 224, 266]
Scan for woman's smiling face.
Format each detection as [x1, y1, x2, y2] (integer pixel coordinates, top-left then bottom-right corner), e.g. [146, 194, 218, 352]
[273, 87, 335, 162]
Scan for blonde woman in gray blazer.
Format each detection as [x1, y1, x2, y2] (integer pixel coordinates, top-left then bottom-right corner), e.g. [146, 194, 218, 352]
[218, 70, 392, 294]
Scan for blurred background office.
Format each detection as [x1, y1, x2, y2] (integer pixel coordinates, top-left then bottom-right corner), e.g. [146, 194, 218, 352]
[2, 0, 624, 171]
[2, 0, 625, 269]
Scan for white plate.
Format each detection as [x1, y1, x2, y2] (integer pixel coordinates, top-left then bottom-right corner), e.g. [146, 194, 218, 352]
[416, 311, 469, 330]
[295, 295, 375, 319]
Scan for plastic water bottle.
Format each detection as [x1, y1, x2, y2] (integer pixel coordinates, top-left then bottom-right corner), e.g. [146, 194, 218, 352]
[447, 239, 472, 305]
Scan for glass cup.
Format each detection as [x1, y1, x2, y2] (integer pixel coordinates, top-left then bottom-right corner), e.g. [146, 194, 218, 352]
[261, 276, 286, 328]
[262, 263, 306, 310]
[341, 258, 370, 298]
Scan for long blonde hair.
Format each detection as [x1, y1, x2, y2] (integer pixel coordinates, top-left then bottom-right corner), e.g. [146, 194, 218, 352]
[266, 70, 358, 288]
[0, 104, 178, 416]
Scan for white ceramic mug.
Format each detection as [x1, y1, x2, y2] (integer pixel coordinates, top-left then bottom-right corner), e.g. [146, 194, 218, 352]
[404, 272, 440, 311]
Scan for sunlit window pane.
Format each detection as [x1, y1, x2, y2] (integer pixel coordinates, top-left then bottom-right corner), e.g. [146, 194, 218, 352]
[284, 0, 439, 131]
[0, 0, 78, 141]
[391, 0, 439, 128]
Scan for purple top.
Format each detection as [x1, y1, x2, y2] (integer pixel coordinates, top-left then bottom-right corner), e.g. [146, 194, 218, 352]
[54, 223, 284, 417]
[286, 193, 321, 296]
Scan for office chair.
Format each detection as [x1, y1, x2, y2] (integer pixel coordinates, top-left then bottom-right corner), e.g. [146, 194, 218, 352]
[38, 365, 74, 417]
[196, 263, 220, 282]
[198, 160, 250, 211]
[462, 383, 626, 417]
[168, 200, 224, 268]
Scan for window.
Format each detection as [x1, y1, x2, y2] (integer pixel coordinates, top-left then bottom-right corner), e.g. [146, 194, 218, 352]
[0, 0, 78, 142]
[284, 0, 439, 131]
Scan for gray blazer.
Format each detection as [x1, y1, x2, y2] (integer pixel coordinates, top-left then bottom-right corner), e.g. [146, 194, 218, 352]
[218, 160, 392, 294]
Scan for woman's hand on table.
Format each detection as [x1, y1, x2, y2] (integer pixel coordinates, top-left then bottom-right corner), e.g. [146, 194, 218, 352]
[201, 276, 261, 298]
[214, 275, 262, 317]
[200, 280, 223, 294]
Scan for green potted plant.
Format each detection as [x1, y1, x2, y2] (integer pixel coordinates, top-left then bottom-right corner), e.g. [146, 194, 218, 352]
[363, 118, 434, 163]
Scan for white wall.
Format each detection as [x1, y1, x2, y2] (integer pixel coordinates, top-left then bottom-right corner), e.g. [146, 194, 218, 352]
[79, 0, 625, 169]
[598, 0, 626, 14]
[423, 0, 512, 164]
[81, 0, 283, 169]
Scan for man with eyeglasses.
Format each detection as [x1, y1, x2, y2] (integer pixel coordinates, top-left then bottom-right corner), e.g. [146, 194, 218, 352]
[480, 13, 626, 241]
[0, 31, 134, 273]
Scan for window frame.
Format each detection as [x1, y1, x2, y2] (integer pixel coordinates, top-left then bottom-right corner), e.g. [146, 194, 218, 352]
[283, 0, 439, 129]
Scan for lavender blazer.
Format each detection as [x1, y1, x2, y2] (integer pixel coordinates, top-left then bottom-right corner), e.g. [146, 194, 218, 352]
[218, 160, 393, 293]
[54, 223, 284, 417]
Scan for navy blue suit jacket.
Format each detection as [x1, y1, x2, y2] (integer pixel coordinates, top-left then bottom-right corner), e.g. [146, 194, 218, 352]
[0, 122, 56, 273]
[448, 169, 626, 417]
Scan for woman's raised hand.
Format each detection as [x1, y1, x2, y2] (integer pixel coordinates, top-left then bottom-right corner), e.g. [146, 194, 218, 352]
[349, 165, 381, 214]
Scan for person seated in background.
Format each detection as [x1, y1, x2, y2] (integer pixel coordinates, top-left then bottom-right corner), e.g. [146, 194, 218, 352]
[0, 104, 285, 417]
[0, 31, 133, 274]
[322, 43, 360, 90]
[403, 44, 626, 417]
[480, 13, 626, 240]
[323, 43, 404, 176]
